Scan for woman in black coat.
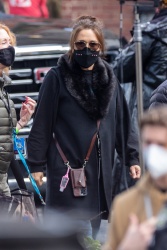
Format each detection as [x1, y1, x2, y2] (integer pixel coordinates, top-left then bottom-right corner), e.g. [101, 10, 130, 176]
[27, 15, 140, 238]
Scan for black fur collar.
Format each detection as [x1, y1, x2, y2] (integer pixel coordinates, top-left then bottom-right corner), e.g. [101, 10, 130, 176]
[58, 54, 117, 120]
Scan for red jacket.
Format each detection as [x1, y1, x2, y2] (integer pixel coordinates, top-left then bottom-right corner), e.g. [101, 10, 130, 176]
[7, 0, 49, 18]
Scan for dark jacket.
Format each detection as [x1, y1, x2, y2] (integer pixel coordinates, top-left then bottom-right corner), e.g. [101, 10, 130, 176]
[0, 74, 17, 174]
[114, 8, 167, 110]
[150, 80, 167, 108]
[27, 54, 139, 218]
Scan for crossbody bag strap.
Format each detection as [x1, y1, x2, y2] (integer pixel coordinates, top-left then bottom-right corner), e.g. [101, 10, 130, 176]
[54, 137, 69, 164]
[54, 120, 100, 167]
[84, 120, 100, 162]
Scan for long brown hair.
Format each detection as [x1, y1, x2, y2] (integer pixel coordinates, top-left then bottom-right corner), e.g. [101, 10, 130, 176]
[68, 16, 105, 59]
[0, 23, 16, 73]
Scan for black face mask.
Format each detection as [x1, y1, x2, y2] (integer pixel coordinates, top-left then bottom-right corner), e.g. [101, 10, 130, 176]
[0, 46, 15, 67]
[73, 47, 99, 68]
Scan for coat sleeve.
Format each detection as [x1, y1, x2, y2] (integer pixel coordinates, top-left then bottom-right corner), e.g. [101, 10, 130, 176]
[27, 68, 60, 173]
[115, 82, 139, 167]
[113, 34, 155, 84]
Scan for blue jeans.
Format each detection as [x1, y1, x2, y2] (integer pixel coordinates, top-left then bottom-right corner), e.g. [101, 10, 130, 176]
[78, 219, 101, 239]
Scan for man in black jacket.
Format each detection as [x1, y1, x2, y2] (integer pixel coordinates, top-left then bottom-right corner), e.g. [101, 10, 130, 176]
[112, 0, 167, 195]
[114, 0, 167, 112]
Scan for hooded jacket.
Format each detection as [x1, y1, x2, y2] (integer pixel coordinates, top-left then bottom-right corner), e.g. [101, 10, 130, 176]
[150, 79, 167, 108]
[114, 8, 167, 110]
[0, 73, 17, 174]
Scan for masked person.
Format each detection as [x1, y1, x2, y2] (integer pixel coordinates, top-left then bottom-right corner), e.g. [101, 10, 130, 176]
[112, 0, 167, 196]
[27, 15, 140, 238]
[114, 0, 167, 112]
[103, 106, 167, 250]
[0, 23, 36, 196]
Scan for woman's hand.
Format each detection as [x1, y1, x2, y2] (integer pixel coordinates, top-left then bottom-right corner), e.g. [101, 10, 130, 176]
[17, 96, 36, 129]
[31, 172, 44, 186]
[129, 165, 141, 179]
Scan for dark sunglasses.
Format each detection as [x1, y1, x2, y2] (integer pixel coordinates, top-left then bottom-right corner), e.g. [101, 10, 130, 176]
[74, 40, 101, 51]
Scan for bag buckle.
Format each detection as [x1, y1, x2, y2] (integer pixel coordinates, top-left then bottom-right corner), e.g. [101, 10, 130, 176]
[83, 160, 88, 168]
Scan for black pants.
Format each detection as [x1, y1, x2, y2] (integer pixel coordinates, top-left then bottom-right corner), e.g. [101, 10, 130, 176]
[9, 157, 27, 190]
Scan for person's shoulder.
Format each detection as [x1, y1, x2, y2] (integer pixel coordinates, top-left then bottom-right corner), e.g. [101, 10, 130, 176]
[151, 80, 167, 98]
[43, 66, 61, 81]
[113, 184, 139, 208]
[113, 174, 150, 210]
[150, 80, 167, 107]
[156, 80, 167, 91]
[48, 66, 61, 75]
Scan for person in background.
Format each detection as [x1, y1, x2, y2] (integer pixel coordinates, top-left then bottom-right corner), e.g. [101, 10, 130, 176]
[149, 79, 167, 109]
[0, 22, 36, 196]
[47, 0, 61, 18]
[114, 0, 167, 111]
[0, 0, 5, 13]
[112, 0, 167, 196]
[103, 106, 167, 250]
[27, 15, 140, 239]
[4, 0, 49, 18]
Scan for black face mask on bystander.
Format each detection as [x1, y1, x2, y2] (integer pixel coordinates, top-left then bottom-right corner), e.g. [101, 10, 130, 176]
[73, 47, 99, 68]
[0, 46, 15, 67]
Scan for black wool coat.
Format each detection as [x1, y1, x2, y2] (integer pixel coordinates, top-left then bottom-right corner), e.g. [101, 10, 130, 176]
[27, 55, 139, 219]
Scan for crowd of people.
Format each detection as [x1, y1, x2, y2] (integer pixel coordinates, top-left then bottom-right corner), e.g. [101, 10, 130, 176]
[0, 0, 167, 248]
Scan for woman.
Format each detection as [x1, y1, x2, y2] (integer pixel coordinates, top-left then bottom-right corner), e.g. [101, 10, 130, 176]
[27, 16, 140, 237]
[0, 23, 36, 196]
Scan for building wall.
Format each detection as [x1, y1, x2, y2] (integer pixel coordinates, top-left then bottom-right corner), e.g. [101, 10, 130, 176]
[61, 0, 135, 40]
